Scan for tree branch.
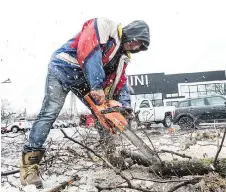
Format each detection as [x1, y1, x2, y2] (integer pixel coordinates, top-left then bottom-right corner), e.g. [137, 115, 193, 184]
[1, 169, 19, 176]
[142, 128, 164, 165]
[158, 149, 192, 159]
[96, 185, 156, 192]
[132, 176, 202, 183]
[61, 129, 156, 192]
[213, 127, 226, 167]
[166, 178, 200, 192]
[46, 175, 80, 192]
[60, 129, 115, 170]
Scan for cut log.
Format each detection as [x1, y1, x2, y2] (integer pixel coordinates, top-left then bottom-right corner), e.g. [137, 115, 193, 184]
[121, 149, 226, 177]
[150, 158, 226, 177]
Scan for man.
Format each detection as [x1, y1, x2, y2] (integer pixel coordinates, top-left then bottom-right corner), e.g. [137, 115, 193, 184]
[20, 18, 150, 188]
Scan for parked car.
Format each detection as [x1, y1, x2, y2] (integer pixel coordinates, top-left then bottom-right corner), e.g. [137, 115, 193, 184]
[1, 118, 30, 133]
[1, 126, 7, 134]
[174, 95, 226, 129]
[132, 98, 175, 128]
[79, 114, 95, 128]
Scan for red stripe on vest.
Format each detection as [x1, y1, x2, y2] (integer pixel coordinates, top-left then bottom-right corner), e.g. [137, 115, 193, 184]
[77, 20, 99, 67]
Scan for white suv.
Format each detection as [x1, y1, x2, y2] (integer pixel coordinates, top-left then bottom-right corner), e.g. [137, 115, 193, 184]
[1, 118, 30, 133]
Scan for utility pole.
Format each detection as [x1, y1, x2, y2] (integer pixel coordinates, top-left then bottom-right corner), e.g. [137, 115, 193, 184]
[70, 92, 78, 120]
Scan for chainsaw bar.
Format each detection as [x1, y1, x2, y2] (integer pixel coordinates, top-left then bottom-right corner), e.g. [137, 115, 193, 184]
[122, 127, 158, 164]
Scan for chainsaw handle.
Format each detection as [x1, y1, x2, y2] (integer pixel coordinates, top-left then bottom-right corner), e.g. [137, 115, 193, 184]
[100, 107, 127, 114]
[84, 94, 112, 131]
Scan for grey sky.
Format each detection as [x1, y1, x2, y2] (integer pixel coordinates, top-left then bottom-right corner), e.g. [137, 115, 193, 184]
[0, 0, 226, 114]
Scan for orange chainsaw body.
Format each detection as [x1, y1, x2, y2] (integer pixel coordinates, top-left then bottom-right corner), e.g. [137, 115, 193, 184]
[84, 95, 128, 133]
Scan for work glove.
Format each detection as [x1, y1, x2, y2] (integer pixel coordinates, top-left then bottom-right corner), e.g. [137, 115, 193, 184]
[90, 90, 105, 105]
[122, 107, 135, 120]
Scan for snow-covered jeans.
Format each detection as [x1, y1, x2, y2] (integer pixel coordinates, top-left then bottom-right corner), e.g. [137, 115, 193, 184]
[23, 69, 115, 153]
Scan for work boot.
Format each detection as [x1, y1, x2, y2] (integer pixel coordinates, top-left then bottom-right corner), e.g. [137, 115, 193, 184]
[20, 151, 44, 188]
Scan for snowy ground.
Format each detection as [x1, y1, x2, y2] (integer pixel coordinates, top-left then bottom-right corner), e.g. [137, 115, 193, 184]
[1, 125, 226, 192]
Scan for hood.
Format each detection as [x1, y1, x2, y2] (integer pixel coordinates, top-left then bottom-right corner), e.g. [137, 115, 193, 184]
[122, 20, 150, 53]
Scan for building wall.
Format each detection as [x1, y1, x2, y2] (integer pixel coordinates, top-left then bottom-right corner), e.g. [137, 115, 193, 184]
[127, 70, 226, 107]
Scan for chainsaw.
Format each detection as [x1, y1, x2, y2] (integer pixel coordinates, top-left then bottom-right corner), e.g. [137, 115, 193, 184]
[84, 93, 158, 164]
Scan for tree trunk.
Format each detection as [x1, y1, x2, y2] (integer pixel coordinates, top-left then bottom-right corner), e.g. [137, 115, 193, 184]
[121, 149, 226, 177]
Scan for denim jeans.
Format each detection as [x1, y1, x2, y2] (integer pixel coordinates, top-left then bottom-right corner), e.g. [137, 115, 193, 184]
[23, 69, 114, 153]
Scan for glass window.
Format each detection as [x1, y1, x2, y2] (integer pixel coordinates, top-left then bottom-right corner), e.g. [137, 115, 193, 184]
[206, 96, 226, 105]
[215, 83, 224, 95]
[181, 85, 189, 93]
[166, 94, 171, 98]
[189, 85, 197, 92]
[165, 101, 171, 106]
[145, 94, 154, 100]
[153, 93, 162, 100]
[171, 101, 179, 107]
[136, 94, 145, 100]
[198, 92, 207, 97]
[189, 92, 198, 98]
[154, 99, 163, 106]
[139, 100, 150, 108]
[181, 92, 190, 98]
[206, 84, 215, 91]
[198, 85, 206, 92]
[171, 93, 179, 97]
[207, 90, 216, 96]
[190, 98, 205, 106]
[179, 100, 190, 107]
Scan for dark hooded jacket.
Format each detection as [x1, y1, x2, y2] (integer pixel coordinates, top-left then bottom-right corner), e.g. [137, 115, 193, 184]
[122, 20, 150, 53]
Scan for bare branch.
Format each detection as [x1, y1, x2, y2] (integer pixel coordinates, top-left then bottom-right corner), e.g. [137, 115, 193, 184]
[60, 129, 115, 170]
[96, 185, 156, 192]
[166, 177, 200, 192]
[141, 128, 164, 165]
[213, 127, 226, 167]
[1, 169, 19, 176]
[45, 175, 80, 192]
[158, 149, 192, 159]
[132, 176, 202, 183]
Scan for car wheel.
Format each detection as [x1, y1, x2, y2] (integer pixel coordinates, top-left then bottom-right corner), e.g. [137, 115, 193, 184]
[178, 116, 194, 130]
[163, 116, 172, 128]
[11, 126, 19, 133]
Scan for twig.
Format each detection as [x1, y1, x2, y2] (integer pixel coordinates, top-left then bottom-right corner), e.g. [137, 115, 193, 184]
[198, 144, 226, 147]
[166, 177, 200, 192]
[46, 175, 80, 192]
[142, 128, 164, 165]
[61, 129, 153, 191]
[132, 176, 202, 183]
[1, 169, 19, 176]
[66, 147, 86, 158]
[116, 172, 132, 187]
[213, 127, 226, 167]
[96, 185, 156, 192]
[158, 149, 192, 159]
[1, 133, 24, 138]
[60, 129, 115, 170]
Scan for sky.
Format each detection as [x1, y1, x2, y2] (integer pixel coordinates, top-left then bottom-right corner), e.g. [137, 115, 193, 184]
[0, 0, 226, 114]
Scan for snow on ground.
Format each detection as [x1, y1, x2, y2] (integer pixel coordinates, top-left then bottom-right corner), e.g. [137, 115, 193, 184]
[1, 125, 226, 192]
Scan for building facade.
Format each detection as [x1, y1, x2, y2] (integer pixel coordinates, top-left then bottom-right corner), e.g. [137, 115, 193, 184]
[127, 70, 226, 107]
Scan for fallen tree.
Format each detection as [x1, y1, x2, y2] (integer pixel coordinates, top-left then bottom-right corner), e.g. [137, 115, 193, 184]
[121, 149, 226, 177]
